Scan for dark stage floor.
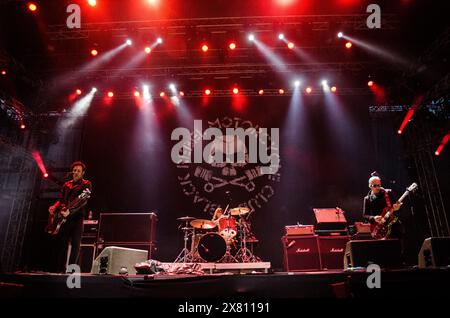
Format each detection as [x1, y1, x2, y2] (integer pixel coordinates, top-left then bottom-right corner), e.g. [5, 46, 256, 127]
[1, 267, 450, 299]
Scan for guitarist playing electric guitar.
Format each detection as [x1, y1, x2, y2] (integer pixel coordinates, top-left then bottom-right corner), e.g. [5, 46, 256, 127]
[363, 173, 404, 240]
[48, 161, 92, 273]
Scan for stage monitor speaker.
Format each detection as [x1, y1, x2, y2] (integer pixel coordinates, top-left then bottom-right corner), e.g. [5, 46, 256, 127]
[418, 237, 450, 268]
[344, 239, 403, 269]
[91, 246, 148, 275]
[318, 236, 350, 270]
[282, 235, 321, 271]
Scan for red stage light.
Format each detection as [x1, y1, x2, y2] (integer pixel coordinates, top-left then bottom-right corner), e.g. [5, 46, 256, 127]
[201, 44, 209, 52]
[107, 91, 114, 98]
[20, 124, 26, 129]
[397, 130, 402, 135]
[145, 47, 151, 54]
[229, 42, 236, 50]
[258, 89, 264, 95]
[368, 80, 374, 87]
[204, 89, 211, 96]
[90, 49, 98, 56]
[305, 87, 312, 94]
[28, 2, 37, 12]
[435, 151, 440, 156]
[160, 91, 165, 97]
[1, 70, 6, 75]
[44, 173, 49, 178]
[232, 87, 239, 94]
[345, 41, 352, 49]
[287, 42, 295, 49]
[331, 86, 337, 93]
[279, 89, 285, 94]
[76, 89, 82, 95]
[87, 0, 97, 7]
[134, 91, 140, 97]
[179, 91, 185, 97]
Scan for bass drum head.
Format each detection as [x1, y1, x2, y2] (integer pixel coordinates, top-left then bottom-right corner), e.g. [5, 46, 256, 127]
[198, 233, 227, 262]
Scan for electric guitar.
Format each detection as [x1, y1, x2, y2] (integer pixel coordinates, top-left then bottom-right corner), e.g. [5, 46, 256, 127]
[46, 188, 91, 235]
[370, 182, 418, 239]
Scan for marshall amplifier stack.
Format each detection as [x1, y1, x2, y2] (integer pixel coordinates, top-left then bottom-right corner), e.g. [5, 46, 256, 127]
[282, 208, 351, 271]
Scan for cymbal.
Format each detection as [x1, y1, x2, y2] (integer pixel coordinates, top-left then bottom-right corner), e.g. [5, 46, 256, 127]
[229, 207, 250, 216]
[177, 216, 196, 222]
[190, 219, 217, 229]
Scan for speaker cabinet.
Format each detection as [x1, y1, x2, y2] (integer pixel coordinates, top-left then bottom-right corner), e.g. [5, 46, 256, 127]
[91, 246, 148, 275]
[79, 244, 96, 273]
[344, 239, 403, 269]
[318, 236, 350, 270]
[282, 235, 321, 271]
[418, 237, 450, 268]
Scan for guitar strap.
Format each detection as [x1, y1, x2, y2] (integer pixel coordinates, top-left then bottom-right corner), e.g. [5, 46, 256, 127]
[384, 190, 392, 209]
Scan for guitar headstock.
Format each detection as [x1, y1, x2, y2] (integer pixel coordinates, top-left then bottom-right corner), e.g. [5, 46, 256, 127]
[407, 182, 418, 193]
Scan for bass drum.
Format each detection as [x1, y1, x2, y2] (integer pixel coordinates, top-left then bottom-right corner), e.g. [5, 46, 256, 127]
[197, 232, 227, 262]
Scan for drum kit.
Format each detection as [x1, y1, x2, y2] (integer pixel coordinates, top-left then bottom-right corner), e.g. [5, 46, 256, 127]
[174, 207, 260, 263]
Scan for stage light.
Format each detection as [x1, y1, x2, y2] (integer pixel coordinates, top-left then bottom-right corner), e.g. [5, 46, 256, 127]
[331, 86, 337, 93]
[147, 0, 158, 5]
[1, 70, 6, 75]
[293, 80, 301, 87]
[157, 37, 163, 44]
[305, 87, 312, 94]
[287, 42, 295, 49]
[345, 41, 352, 49]
[233, 87, 239, 94]
[179, 91, 185, 97]
[248, 34, 255, 42]
[76, 89, 82, 95]
[258, 89, 264, 95]
[229, 42, 236, 50]
[204, 89, 211, 96]
[337, 32, 343, 38]
[92, 87, 97, 92]
[278, 33, 285, 40]
[88, 0, 97, 7]
[279, 89, 285, 95]
[44, 173, 49, 178]
[107, 91, 114, 98]
[145, 47, 151, 54]
[134, 90, 140, 97]
[90, 49, 98, 56]
[160, 91, 165, 97]
[368, 80, 374, 87]
[435, 151, 440, 156]
[397, 129, 402, 135]
[321, 80, 328, 86]
[169, 83, 176, 91]
[28, 2, 37, 12]
[126, 39, 133, 46]
[20, 124, 26, 129]
[201, 44, 209, 52]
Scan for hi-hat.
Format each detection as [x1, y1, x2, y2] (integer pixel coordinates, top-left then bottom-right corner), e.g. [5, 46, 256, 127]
[229, 207, 250, 216]
[191, 219, 217, 229]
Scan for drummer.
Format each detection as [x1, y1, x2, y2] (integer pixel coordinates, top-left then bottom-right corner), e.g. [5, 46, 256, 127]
[212, 207, 224, 222]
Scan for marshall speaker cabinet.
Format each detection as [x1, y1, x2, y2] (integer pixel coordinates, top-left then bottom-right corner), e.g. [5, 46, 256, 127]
[318, 235, 350, 270]
[97, 212, 158, 259]
[282, 235, 322, 271]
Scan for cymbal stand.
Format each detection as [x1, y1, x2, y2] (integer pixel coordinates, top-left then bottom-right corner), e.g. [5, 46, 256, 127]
[174, 221, 195, 263]
[234, 217, 259, 263]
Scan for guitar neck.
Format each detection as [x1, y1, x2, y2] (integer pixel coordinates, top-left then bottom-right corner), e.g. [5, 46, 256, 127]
[396, 190, 410, 204]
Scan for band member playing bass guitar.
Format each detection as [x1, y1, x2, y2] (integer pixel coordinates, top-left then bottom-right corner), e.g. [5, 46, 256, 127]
[363, 173, 403, 240]
[48, 161, 92, 273]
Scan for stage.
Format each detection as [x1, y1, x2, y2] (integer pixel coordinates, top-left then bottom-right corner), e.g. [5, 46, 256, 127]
[1, 267, 450, 299]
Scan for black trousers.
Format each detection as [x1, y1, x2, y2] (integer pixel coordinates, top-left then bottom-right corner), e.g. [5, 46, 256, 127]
[52, 217, 84, 273]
